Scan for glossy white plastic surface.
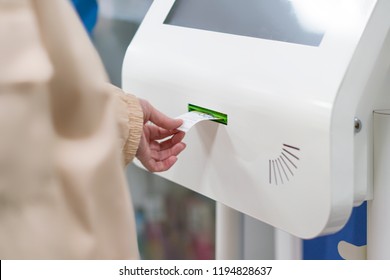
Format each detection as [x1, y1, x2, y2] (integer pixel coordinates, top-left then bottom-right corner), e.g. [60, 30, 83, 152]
[123, 0, 389, 238]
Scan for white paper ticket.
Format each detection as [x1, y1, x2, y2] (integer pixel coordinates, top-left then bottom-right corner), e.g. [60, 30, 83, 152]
[176, 111, 220, 132]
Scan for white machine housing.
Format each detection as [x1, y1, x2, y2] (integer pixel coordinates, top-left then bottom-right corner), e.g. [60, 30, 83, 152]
[123, 0, 390, 238]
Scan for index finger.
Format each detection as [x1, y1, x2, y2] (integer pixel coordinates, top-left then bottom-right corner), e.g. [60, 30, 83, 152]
[149, 106, 183, 131]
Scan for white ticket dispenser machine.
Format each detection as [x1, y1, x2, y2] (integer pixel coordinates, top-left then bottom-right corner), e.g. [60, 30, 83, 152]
[122, 0, 390, 239]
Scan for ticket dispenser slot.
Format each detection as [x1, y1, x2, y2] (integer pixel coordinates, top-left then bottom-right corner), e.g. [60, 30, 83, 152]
[188, 104, 228, 125]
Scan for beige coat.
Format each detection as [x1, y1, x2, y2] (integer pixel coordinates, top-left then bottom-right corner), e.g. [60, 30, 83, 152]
[0, 0, 143, 259]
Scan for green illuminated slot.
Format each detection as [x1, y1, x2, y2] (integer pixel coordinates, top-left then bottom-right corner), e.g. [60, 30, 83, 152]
[188, 104, 228, 125]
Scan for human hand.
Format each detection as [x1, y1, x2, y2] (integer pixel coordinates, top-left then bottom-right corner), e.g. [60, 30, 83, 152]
[136, 99, 186, 172]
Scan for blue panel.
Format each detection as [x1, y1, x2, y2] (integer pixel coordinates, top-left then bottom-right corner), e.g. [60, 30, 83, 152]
[70, 0, 98, 34]
[303, 202, 367, 260]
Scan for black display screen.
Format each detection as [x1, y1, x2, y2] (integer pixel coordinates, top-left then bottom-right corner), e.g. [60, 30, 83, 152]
[164, 0, 325, 47]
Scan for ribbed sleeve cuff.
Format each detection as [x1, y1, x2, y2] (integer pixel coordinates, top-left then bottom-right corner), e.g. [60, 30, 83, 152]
[107, 83, 143, 165]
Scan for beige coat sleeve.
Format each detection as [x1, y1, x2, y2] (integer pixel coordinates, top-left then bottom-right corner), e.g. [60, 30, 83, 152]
[107, 84, 144, 165]
[0, 0, 143, 259]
